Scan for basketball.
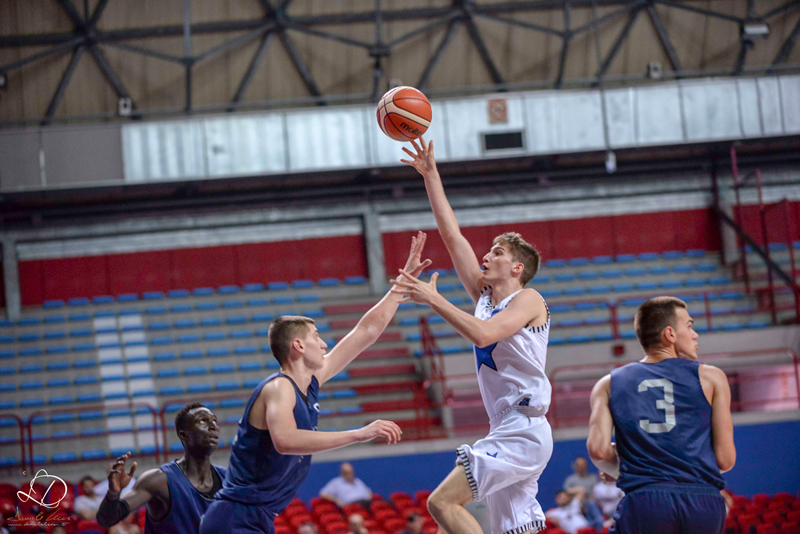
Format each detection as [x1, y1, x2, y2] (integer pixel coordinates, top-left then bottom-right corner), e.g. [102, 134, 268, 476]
[376, 86, 432, 142]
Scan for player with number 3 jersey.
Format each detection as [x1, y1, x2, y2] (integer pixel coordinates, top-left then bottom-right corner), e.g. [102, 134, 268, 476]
[587, 297, 736, 534]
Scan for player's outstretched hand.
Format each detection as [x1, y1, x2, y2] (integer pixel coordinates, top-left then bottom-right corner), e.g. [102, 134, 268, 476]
[400, 231, 432, 281]
[355, 419, 402, 444]
[108, 452, 137, 494]
[400, 137, 437, 178]
[599, 471, 617, 484]
[390, 269, 439, 306]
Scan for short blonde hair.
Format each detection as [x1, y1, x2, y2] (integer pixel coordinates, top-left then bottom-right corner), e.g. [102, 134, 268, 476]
[268, 315, 315, 365]
[493, 232, 540, 286]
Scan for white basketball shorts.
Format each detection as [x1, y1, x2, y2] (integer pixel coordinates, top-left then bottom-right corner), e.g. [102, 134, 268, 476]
[456, 410, 553, 534]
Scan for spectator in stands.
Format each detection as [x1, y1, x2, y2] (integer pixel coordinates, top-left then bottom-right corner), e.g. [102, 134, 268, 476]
[0, 514, 9, 534]
[74, 476, 104, 520]
[592, 478, 624, 518]
[545, 489, 590, 534]
[298, 522, 318, 534]
[49, 527, 66, 534]
[564, 456, 604, 531]
[109, 512, 142, 534]
[320, 463, 372, 508]
[400, 512, 425, 534]
[347, 513, 368, 534]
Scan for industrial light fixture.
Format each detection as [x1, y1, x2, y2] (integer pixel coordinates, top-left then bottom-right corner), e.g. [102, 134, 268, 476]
[741, 22, 769, 39]
[605, 151, 617, 174]
[647, 61, 663, 79]
[118, 97, 132, 116]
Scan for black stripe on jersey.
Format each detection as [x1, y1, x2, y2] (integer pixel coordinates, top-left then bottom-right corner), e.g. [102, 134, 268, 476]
[502, 520, 547, 534]
[456, 446, 480, 501]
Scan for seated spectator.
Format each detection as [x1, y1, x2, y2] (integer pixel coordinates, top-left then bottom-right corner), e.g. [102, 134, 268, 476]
[50, 527, 66, 534]
[74, 476, 104, 520]
[400, 512, 424, 534]
[592, 478, 624, 518]
[0, 514, 9, 534]
[109, 512, 142, 534]
[298, 522, 318, 534]
[348, 513, 368, 534]
[545, 489, 589, 534]
[320, 463, 372, 508]
[564, 456, 603, 531]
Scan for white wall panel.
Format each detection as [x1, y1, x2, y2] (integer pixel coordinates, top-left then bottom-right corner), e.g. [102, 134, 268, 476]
[758, 77, 784, 136]
[445, 96, 527, 160]
[780, 75, 800, 134]
[604, 88, 636, 148]
[682, 79, 741, 141]
[286, 107, 370, 172]
[634, 84, 684, 145]
[204, 114, 287, 177]
[737, 79, 763, 137]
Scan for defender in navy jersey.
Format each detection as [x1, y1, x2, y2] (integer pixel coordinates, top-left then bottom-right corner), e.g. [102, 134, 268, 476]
[200, 232, 431, 534]
[587, 297, 736, 534]
[97, 402, 227, 534]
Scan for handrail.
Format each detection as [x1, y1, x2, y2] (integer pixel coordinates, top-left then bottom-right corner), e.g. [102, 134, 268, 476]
[0, 412, 28, 475]
[24, 403, 162, 470]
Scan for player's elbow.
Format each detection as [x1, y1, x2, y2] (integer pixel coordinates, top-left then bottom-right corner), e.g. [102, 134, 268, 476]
[716, 447, 736, 473]
[587, 441, 611, 463]
[271, 435, 293, 455]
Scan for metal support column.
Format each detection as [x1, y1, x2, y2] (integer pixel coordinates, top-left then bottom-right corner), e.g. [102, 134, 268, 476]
[2, 237, 21, 321]
[362, 204, 387, 296]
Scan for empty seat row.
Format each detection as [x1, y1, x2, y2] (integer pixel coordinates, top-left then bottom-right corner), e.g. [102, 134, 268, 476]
[533, 264, 719, 283]
[35, 277, 369, 310]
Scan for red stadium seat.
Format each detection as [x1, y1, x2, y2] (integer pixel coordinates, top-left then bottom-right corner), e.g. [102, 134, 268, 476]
[311, 497, 328, 508]
[756, 525, 777, 534]
[371, 500, 394, 513]
[390, 492, 413, 502]
[314, 503, 340, 518]
[343, 503, 370, 517]
[415, 490, 432, 504]
[765, 512, 787, 526]
[548, 529, 568, 534]
[775, 493, 795, 504]
[320, 512, 346, 525]
[76, 519, 103, 532]
[577, 528, 600, 534]
[789, 511, 800, 523]
[372, 494, 384, 502]
[290, 514, 314, 530]
[0, 483, 17, 498]
[382, 518, 405, 534]
[401, 507, 422, 518]
[755, 495, 773, 506]
[422, 526, 437, 534]
[285, 506, 311, 519]
[780, 522, 800, 534]
[275, 527, 292, 534]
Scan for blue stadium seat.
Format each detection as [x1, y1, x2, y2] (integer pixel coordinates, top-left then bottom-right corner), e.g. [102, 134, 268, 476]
[197, 302, 218, 311]
[76, 393, 102, 403]
[622, 298, 647, 307]
[625, 268, 647, 277]
[193, 287, 215, 296]
[554, 273, 575, 282]
[673, 264, 693, 273]
[549, 304, 571, 313]
[93, 295, 115, 304]
[584, 317, 607, 325]
[345, 276, 367, 285]
[212, 364, 235, 374]
[168, 289, 190, 298]
[68, 297, 90, 307]
[243, 283, 265, 292]
[52, 452, 78, 463]
[20, 364, 43, 373]
[235, 346, 257, 355]
[620, 331, 638, 339]
[82, 449, 108, 460]
[223, 300, 244, 309]
[305, 309, 325, 318]
[47, 360, 70, 371]
[564, 288, 586, 296]
[148, 321, 170, 331]
[174, 319, 196, 328]
[220, 398, 245, 408]
[591, 256, 613, 264]
[47, 377, 69, 388]
[143, 291, 164, 300]
[44, 300, 66, 309]
[215, 381, 239, 391]
[769, 242, 787, 251]
[202, 332, 224, 342]
[685, 249, 706, 258]
[661, 250, 683, 259]
[567, 258, 589, 266]
[696, 263, 718, 272]
[94, 310, 115, 318]
[573, 302, 597, 311]
[19, 347, 43, 356]
[154, 352, 177, 361]
[616, 254, 636, 263]
[545, 259, 566, 268]
[720, 323, 744, 331]
[239, 361, 262, 371]
[160, 386, 184, 396]
[292, 280, 314, 289]
[589, 285, 610, 293]
[44, 314, 67, 323]
[181, 350, 203, 359]
[52, 430, 76, 438]
[230, 330, 252, 339]
[593, 333, 614, 341]
[648, 266, 670, 275]
[207, 347, 231, 358]
[150, 337, 173, 346]
[636, 282, 658, 291]
[0, 350, 12, 359]
[18, 333, 40, 342]
[684, 278, 706, 287]
[578, 272, 599, 280]
[21, 380, 44, 390]
[43, 330, 65, 340]
[18, 317, 41, 326]
[131, 389, 156, 397]
[709, 277, 731, 285]
[0, 335, 14, 344]
[659, 280, 683, 289]
[118, 309, 140, 317]
[251, 313, 274, 322]
[267, 282, 289, 291]
[184, 366, 208, 376]
[200, 318, 223, 327]
[540, 289, 562, 298]
[177, 334, 201, 343]
[339, 406, 363, 415]
[51, 413, 75, 423]
[638, 252, 660, 261]
[568, 334, 592, 343]
[746, 320, 769, 329]
[226, 316, 247, 325]
[602, 270, 623, 278]
[171, 304, 192, 313]
[187, 383, 212, 393]
[555, 319, 581, 328]
[318, 278, 340, 287]
[118, 293, 139, 302]
[246, 298, 269, 307]
[70, 328, 93, 337]
[612, 284, 634, 292]
[272, 296, 294, 305]
[74, 375, 99, 385]
[219, 285, 240, 294]
[536, 276, 551, 284]
[0, 366, 15, 376]
[157, 369, 180, 378]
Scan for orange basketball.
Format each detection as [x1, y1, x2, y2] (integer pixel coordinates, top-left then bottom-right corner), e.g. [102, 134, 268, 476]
[376, 86, 432, 142]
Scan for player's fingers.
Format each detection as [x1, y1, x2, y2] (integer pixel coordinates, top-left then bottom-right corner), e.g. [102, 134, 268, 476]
[400, 159, 415, 165]
[420, 259, 432, 270]
[128, 462, 138, 478]
[401, 147, 415, 157]
[431, 272, 439, 288]
[410, 138, 422, 154]
[389, 278, 413, 288]
[420, 136, 427, 151]
[429, 140, 434, 158]
[397, 268, 416, 280]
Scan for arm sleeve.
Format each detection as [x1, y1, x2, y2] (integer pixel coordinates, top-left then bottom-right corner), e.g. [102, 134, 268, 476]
[96, 496, 131, 528]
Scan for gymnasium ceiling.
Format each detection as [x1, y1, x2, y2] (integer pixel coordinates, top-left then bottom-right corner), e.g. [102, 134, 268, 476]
[0, 0, 799, 127]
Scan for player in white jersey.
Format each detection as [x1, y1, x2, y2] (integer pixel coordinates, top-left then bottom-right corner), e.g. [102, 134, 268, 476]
[392, 138, 552, 534]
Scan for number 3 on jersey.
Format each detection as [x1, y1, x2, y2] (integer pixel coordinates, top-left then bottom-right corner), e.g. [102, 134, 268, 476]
[638, 378, 676, 434]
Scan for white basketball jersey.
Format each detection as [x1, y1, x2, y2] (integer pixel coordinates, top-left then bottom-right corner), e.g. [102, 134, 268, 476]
[473, 286, 551, 420]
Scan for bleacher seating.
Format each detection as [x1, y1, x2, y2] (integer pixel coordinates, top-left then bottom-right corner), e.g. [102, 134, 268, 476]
[0, 248, 787, 466]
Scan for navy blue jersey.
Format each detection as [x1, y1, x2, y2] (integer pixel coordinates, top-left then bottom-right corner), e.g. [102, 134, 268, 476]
[145, 461, 227, 534]
[609, 359, 725, 494]
[217, 373, 320, 512]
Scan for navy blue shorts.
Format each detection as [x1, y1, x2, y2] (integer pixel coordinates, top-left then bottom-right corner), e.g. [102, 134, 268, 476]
[610, 483, 725, 534]
[200, 499, 276, 534]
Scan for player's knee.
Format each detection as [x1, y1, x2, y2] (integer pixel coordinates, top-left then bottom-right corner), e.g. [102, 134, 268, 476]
[427, 490, 447, 519]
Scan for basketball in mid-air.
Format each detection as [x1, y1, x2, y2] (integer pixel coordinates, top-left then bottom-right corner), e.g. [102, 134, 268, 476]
[376, 86, 432, 142]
